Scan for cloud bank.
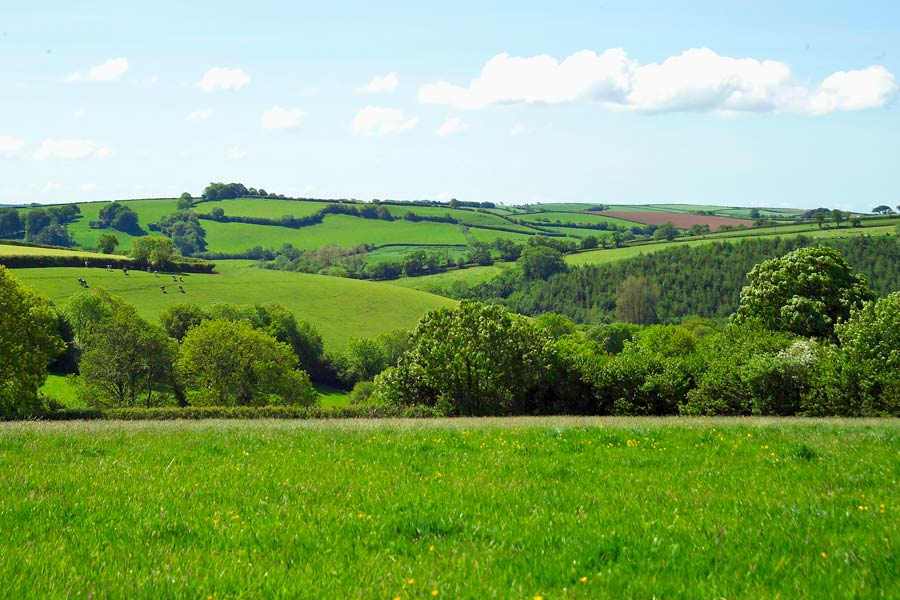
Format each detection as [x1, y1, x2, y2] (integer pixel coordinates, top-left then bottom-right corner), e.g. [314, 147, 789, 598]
[261, 106, 305, 130]
[359, 72, 399, 93]
[418, 48, 898, 115]
[198, 68, 251, 92]
[33, 139, 111, 160]
[65, 58, 129, 82]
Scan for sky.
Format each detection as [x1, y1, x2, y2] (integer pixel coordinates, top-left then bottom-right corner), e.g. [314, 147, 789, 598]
[1, 0, 898, 211]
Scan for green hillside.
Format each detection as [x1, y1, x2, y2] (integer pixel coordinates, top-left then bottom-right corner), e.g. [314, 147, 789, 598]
[11, 261, 455, 350]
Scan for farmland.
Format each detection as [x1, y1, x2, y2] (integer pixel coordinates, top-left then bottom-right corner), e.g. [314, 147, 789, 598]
[9, 261, 454, 350]
[0, 418, 897, 598]
[591, 210, 756, 229]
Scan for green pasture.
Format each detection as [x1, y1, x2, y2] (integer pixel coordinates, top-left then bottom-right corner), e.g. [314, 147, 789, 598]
[10, 261, 454, 350]
[380, 205, 539, 233]
[0, 418, 897, 598]
[567, 226, 895, 266]
[194, 198, 335, 219]
[363, 245, 470, 264]
[515, 211, 638, 227]
[383, 264, 510, 291]
[203, 215, 472, 253]
[0, 243, 125, 259]
[532, 202, 602, 212]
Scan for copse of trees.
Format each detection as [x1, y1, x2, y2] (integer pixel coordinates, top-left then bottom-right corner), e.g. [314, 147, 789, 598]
[92, 202, 143, 236]
[0, 266, 65, 419]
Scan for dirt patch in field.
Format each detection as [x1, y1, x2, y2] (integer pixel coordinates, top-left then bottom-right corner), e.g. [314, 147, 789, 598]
[588, 211, 755, 230]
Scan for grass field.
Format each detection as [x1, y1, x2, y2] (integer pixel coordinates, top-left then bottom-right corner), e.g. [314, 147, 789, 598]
[566, 226, 896, 266]
[194, 198, 336, 219]
[10, 261, 455, 349]
[0, 243, 126, 259]
[0, 418, 897, 598]
[380, 205, 539, 233]
[516, 211, 638, 228]
[383, 264, 510, 291]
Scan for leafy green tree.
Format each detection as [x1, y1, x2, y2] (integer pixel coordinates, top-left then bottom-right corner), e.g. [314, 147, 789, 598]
[0, 208, 22, 238]
[129, 236, 175, 267]
[518, 245, 566, 280]
[78, 311, 176, 408]
[832, 209, 845, 228]
[872, 205, 892, 215]
[177, 194, 193, 210]
[32, 224, 75, 247]
[159, 304, 209, 341]
[373, 301, 554, 415]
[177, 320, 316, 406]
[653, 221, 678, 241]
[64, 288, 131, 350]
[24, 209, 51, 241]
[0, 266, 65, 418]
[336, 337, 388, 387]
[534, 312, 576, 339]
[614, 275, 659, 324]
[733, 246, 875, 338]
[814, 212, 826, 228]
[467, 241, 493, 266]
[96, 233, 120, 254]
[585, 322, 640, 354]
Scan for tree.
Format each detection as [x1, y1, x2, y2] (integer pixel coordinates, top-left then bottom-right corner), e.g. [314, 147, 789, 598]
[159, 304, 208, 341]
[24, 209, 51, 241]
[815, 212, 826, 229]
[32, 224, 75, 247]
[0, 209, 22, 238]
[832, 209, 845, 228]
[78, 310, 176, 408]
[653, 221, 678, 241]
[96, 233, 120, 254]
[110, 208, 142, 235]
[177, 320, 316, 406]
[373, 301, 554, 415]
[0, 266, 65, 418]
[733, 246, 875, 338]
[177, 193, 193, 210]
[614, 276, 659, 325]
[335, 337, 389, 387]
[872, 205, 892, 215]
[517, 245, 566, 280]
[129, 236, 175, 267]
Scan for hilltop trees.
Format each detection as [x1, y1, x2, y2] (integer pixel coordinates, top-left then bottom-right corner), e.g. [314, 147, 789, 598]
[0, 266, 64, 418]
[733, 246, 875, 338]
[0, 209, 22, 238]
[96, 202, 143, 235]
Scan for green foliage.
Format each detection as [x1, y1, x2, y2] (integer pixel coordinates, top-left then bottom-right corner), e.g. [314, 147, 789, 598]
[374, 301, 554, 415]
[335, 338, 389, 387]
[159, 304, 207, 340]
[517, 244, 566, 279]
[176, 319, 316, 406]
[129, 236, 175, 267]
[614, 275, 659, 324]
[98, 202, 144, 235]
[0, 208, 23, 238]
[534, 312, 577, 339]
[734, 246, 875, 338]
[158, 210, 207, 256]
[586, 322, 640, 354]
[96, 233, 120, 254]
[0, 266, 64, 418]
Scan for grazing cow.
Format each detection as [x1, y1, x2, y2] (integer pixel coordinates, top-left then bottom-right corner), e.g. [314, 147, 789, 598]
[178, 285, 185, 294]
[160, 285, 166, 293]
[179, 276, 184, 282]
[172, 275, 177, 281]
[123, 266, 129, 275]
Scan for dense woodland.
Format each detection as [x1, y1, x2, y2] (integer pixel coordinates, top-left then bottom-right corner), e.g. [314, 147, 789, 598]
[452, 235, 900, 323]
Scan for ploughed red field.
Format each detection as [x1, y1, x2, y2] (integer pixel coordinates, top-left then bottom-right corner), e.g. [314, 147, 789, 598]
[588, 210, 755, 230]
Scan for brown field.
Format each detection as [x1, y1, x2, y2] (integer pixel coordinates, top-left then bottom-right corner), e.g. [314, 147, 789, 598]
[589, 211, 755, 229]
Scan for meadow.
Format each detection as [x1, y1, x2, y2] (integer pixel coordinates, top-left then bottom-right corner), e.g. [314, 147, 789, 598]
[0, 243, 125, 259]
[0, 418, 897, 598]
[9, 261, 454, 350]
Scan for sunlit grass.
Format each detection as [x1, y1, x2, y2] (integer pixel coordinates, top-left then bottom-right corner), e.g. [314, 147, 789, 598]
[0, 418, 897, 598]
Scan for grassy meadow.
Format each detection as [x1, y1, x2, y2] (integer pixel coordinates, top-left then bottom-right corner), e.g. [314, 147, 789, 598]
[9, 261, 455, 350]
[0, 418, 897, 598]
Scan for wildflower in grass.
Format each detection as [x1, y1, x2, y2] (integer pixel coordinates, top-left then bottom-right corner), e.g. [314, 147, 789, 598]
[858, 505, 869, 511]
[431, 590, 439, 596]
[429, 545, 435, 552]
[821, 552, 827, 558]
[407, 578, 415, 585]
[579, 576, 588, 583]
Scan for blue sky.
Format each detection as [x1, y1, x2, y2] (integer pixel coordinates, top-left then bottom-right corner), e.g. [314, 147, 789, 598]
[1, 0, 898, 211]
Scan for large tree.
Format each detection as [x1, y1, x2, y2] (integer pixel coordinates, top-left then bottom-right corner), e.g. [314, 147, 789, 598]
[0, 266, 64, 418]
[373, 301, 554, 415]
[176, 320, 316, 406]
[517, 245, 566, 280]
[614, 275, 660, 325]
[733, 246, 875, 338]
[129, 236, 175, 267]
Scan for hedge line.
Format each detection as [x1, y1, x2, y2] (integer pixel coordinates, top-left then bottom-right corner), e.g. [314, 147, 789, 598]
[34, 403, 444, 421]
[0, 253, 216, 273]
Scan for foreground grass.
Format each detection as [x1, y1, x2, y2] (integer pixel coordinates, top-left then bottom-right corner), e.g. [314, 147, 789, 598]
[0, 418, 897, 598]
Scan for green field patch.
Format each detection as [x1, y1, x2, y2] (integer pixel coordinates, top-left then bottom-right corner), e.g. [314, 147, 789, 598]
[364, 245, 470, 264]
[516, 211, 637, 227]
[0, 243, 125, 259]
[0, 418, 897, 597]
[383, 264, 509, 291]
[380, 204, 538, 232]
[202, 215, 470, 253]
[195, 198, 335, 219]
[10, 261, 455, 350]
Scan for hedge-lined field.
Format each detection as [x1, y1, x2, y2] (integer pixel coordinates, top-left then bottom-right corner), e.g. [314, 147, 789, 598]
[10, 261, 455, 350]
[0, 418, 897, 598]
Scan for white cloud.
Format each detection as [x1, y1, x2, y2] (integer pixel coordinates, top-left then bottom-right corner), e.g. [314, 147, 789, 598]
[510, 124, 531, 136]
[359, 72, 399, 93]
[351, 106, 418, 137]
[435, 117, 469, 137]
[226, 147, 248, 161]
[33, 139, 111, 160]
[186, 109, 214, 121]
[198, 67, 251, 92]
[65, 57, 129, 82]
[0, 135, 25, 156]
[79, 183, 99, 192]
[419, 48, 898, 115]
[132, 75, 160, 88]
[261, 106, 305, 130]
